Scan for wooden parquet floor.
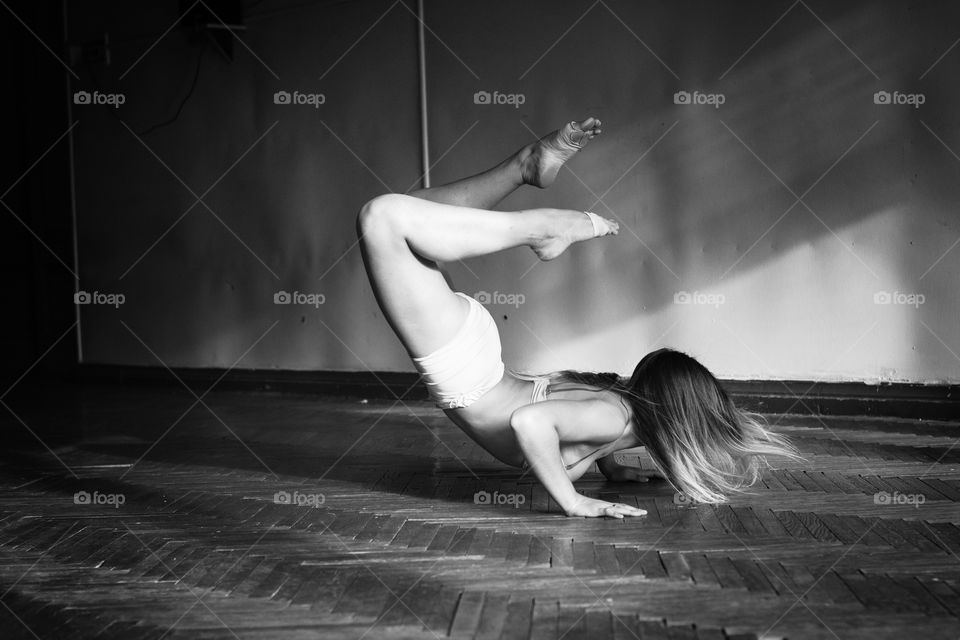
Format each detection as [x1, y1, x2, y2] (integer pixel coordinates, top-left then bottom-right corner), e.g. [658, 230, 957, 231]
[1, 384, 959, 639]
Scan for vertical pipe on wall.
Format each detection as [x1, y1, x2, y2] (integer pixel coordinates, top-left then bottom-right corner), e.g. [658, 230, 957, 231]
[417, 0, 430, 188]
[63, 0, 83, 362]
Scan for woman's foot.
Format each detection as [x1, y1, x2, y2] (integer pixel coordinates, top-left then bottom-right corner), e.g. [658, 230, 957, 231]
[520, 117, 602, 188]
[531, 209, 618, 261]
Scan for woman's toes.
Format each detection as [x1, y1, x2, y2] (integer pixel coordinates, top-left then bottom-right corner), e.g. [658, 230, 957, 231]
[577, 117, 601, 136]
[522, 118, 602, 188]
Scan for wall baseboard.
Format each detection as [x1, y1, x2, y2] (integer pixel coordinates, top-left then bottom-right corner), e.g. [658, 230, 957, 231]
[721, 379, 958, 421]
[66, 364, 959, 421]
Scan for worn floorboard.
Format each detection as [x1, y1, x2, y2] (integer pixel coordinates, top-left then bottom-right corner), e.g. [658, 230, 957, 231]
[1, 384, 959, 639]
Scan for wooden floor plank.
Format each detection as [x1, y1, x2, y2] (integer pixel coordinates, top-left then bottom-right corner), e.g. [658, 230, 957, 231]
[1, 388, 959, 639]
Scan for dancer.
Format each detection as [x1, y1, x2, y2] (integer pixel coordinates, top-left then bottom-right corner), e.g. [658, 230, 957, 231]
[357, 118, 798, 518]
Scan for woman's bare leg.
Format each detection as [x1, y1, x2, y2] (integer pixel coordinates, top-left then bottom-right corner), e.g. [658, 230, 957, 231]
[403, 118, 601, 291]
[358, 195, 617, 356]
[360, 117, 611, 357]
[408, 118, 602, 209]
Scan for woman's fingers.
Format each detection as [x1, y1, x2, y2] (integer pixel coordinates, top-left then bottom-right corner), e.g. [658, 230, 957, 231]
[603, 503, 647, 518]
[568, 497, 648, 518]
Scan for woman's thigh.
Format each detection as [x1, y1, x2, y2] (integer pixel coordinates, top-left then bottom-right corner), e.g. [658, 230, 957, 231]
[359, 224, 469, 358]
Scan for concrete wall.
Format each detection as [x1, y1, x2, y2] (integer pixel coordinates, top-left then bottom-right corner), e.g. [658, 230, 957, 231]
[69, 0, 421, 372]
[70, 0, 960, 384]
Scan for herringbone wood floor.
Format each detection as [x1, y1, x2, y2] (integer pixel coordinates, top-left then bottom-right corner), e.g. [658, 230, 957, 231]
[1, 384, 959, 639]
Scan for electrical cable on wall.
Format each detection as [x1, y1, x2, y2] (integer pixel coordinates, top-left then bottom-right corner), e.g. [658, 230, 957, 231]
[81, 42, 206, 136]
[137, 44, 206, 136]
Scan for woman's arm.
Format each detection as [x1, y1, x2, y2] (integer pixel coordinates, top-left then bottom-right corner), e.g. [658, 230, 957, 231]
[510, 399, 647, 519]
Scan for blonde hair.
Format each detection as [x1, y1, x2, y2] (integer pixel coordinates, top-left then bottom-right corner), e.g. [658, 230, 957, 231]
[535, 348, 802, 504]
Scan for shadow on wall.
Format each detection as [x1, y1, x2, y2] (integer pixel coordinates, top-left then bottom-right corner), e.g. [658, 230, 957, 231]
[427, 0, 959, 383]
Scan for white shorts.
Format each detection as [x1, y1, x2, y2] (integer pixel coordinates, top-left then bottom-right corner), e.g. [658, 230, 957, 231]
[411, 292, 505, 409]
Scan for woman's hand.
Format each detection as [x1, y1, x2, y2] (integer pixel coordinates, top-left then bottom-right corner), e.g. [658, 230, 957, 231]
[563, 496, 647, 518]
[512, 401, 637, 519]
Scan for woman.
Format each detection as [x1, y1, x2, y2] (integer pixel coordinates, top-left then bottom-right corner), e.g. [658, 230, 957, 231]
[357, 117, 798, 518]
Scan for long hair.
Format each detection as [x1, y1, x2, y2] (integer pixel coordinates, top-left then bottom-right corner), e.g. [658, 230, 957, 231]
[523, 348, 801, 503]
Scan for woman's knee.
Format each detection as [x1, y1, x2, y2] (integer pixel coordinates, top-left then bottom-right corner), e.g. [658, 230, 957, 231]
[356, 193, 410, 241]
